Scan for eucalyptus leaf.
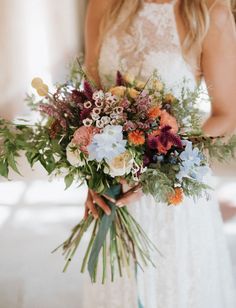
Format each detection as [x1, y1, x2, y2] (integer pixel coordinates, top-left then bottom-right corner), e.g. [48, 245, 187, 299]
[65, 173, 74, 190]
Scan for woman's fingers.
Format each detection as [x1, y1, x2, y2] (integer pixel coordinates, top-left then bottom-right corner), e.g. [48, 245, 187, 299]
[119, 178, 132, 193]
[116, 184, 143, 207]
[85, 190, 99, 219]
[90, 190, 111, 216]
[84, 190, 92, 220]
[84, 206, 89, 220]
[88, 200, 99, 219]
[102, 193, 116, 203]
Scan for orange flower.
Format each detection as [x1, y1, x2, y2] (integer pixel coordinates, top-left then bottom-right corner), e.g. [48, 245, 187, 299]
[168, 188, 184, 205]
[128, 130, 145, 146]
[160, 110, 178, 134]
[157, 142, 172, 154]
[148, 129, 160, 138]
[148, 106, 162, 119]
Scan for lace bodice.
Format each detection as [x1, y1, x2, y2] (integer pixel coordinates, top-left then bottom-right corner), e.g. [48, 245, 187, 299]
[98, 1, 197, 97]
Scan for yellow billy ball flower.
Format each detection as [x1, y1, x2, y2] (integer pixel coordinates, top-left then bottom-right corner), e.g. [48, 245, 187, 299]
[37, 83, 49, 97]
[31, 77, 43, 89]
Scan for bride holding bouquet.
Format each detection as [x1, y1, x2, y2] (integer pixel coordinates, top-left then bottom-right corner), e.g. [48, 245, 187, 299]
[82, 0, 236, 307]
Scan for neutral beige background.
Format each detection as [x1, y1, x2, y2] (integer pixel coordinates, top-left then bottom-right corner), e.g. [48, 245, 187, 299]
[0, 0, 87, 119]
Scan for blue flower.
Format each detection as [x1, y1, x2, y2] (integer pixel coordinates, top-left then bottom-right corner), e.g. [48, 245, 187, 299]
[177, 141, 208, 182]
[88, 125, 127, 162]
[179, 141, 201, 167]
[189, 166, 210, 182]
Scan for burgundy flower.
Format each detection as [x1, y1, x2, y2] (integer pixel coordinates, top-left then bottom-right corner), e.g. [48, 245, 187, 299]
[83, 80, 94, 101]
[147, 136, 159, 150]
[49, 120, 61, 139]
[116, 71, 124, 86]
[71, 90, 87, 108]
[143, 154, 151, 167]
[80, 108, 93, 121]
[158, 125, 182, 148]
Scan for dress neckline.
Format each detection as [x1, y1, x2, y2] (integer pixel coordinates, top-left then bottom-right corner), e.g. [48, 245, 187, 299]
[143, 0, 176, 6]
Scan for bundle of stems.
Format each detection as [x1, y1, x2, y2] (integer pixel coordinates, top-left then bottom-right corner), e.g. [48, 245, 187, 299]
[53, 185, 157, 283]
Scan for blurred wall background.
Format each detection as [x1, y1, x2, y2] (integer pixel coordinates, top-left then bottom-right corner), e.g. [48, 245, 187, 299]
[0, 0, 87, 119]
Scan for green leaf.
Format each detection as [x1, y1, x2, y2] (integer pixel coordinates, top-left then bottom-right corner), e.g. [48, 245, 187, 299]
[0, 160, 9, 178]
[87, 185, 121, 280]
[7, 152, 21, 175]
[64, 173, 74, 190]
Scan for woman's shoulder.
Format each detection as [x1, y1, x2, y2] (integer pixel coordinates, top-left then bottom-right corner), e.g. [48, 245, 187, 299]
[88, 0, 114, 10]
[203, 0, 235, 49]
[87, 0, 112, 16]
[207, 0, 232, 25]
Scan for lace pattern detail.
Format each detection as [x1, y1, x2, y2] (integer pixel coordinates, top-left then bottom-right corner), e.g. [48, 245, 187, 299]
[99, 2, 196, 95]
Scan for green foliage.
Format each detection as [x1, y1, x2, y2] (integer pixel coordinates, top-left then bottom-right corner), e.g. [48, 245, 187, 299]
[0, 119, 67, 178]
[69, 56, 84, 87]
[171, 84, 204, 134]
[205, 135, 236, 162]
[182, 177, 212, 201]
[140, 167, 174, 203]
[185, 134, 236, 163]
[25, 93, 41, 111]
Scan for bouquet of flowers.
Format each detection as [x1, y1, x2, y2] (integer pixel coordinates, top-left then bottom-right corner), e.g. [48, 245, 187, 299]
[0, 60, 236, 283]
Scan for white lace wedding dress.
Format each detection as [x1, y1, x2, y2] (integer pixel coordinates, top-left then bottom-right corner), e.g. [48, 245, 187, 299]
[82, 1, 236, 307]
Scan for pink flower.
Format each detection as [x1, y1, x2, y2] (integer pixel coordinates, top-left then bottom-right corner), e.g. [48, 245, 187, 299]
[72, 126, 99, 154]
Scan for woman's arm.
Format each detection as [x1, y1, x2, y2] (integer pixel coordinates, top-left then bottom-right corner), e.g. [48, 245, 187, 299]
[202, 2, 236, 136]
[84, 0, 109, 87]
[84, 0, 113, 218]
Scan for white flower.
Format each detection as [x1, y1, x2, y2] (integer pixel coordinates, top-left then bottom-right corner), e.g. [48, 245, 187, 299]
[93, 107, 102, 115]
[84, 101, 92, 109]
[95, 100, 104, 108]
[96, 119, 105, 128]
[93, 90, 105, 101]
[91, 113, 100, 121]
[110, 119, 117, 125]
[83, 118, 93, 127]
[114, 106, 124, 114]
[66, 142, 85, 167]
[110, 112, 119, 119]
[101, 116, 110, 125]
[105, 151, 133, 177]
[105, 92, 118, 104]
[87, 125, 127, 162]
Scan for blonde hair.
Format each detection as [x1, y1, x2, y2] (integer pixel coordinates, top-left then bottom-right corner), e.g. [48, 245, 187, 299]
[232, 0, 236, 20]
[100, 0, 233, 70]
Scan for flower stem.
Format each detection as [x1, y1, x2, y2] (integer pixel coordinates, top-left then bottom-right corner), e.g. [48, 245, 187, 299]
[81, 219, 98, 273]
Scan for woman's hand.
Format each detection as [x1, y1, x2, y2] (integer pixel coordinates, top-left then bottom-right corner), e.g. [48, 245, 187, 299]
[84, 189, 113, 220]
[84, 181, 143, 219]
[116, 181, 143, 208]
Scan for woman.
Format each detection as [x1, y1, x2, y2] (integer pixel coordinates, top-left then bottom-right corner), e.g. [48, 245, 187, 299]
[82, 0, 236, 307]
